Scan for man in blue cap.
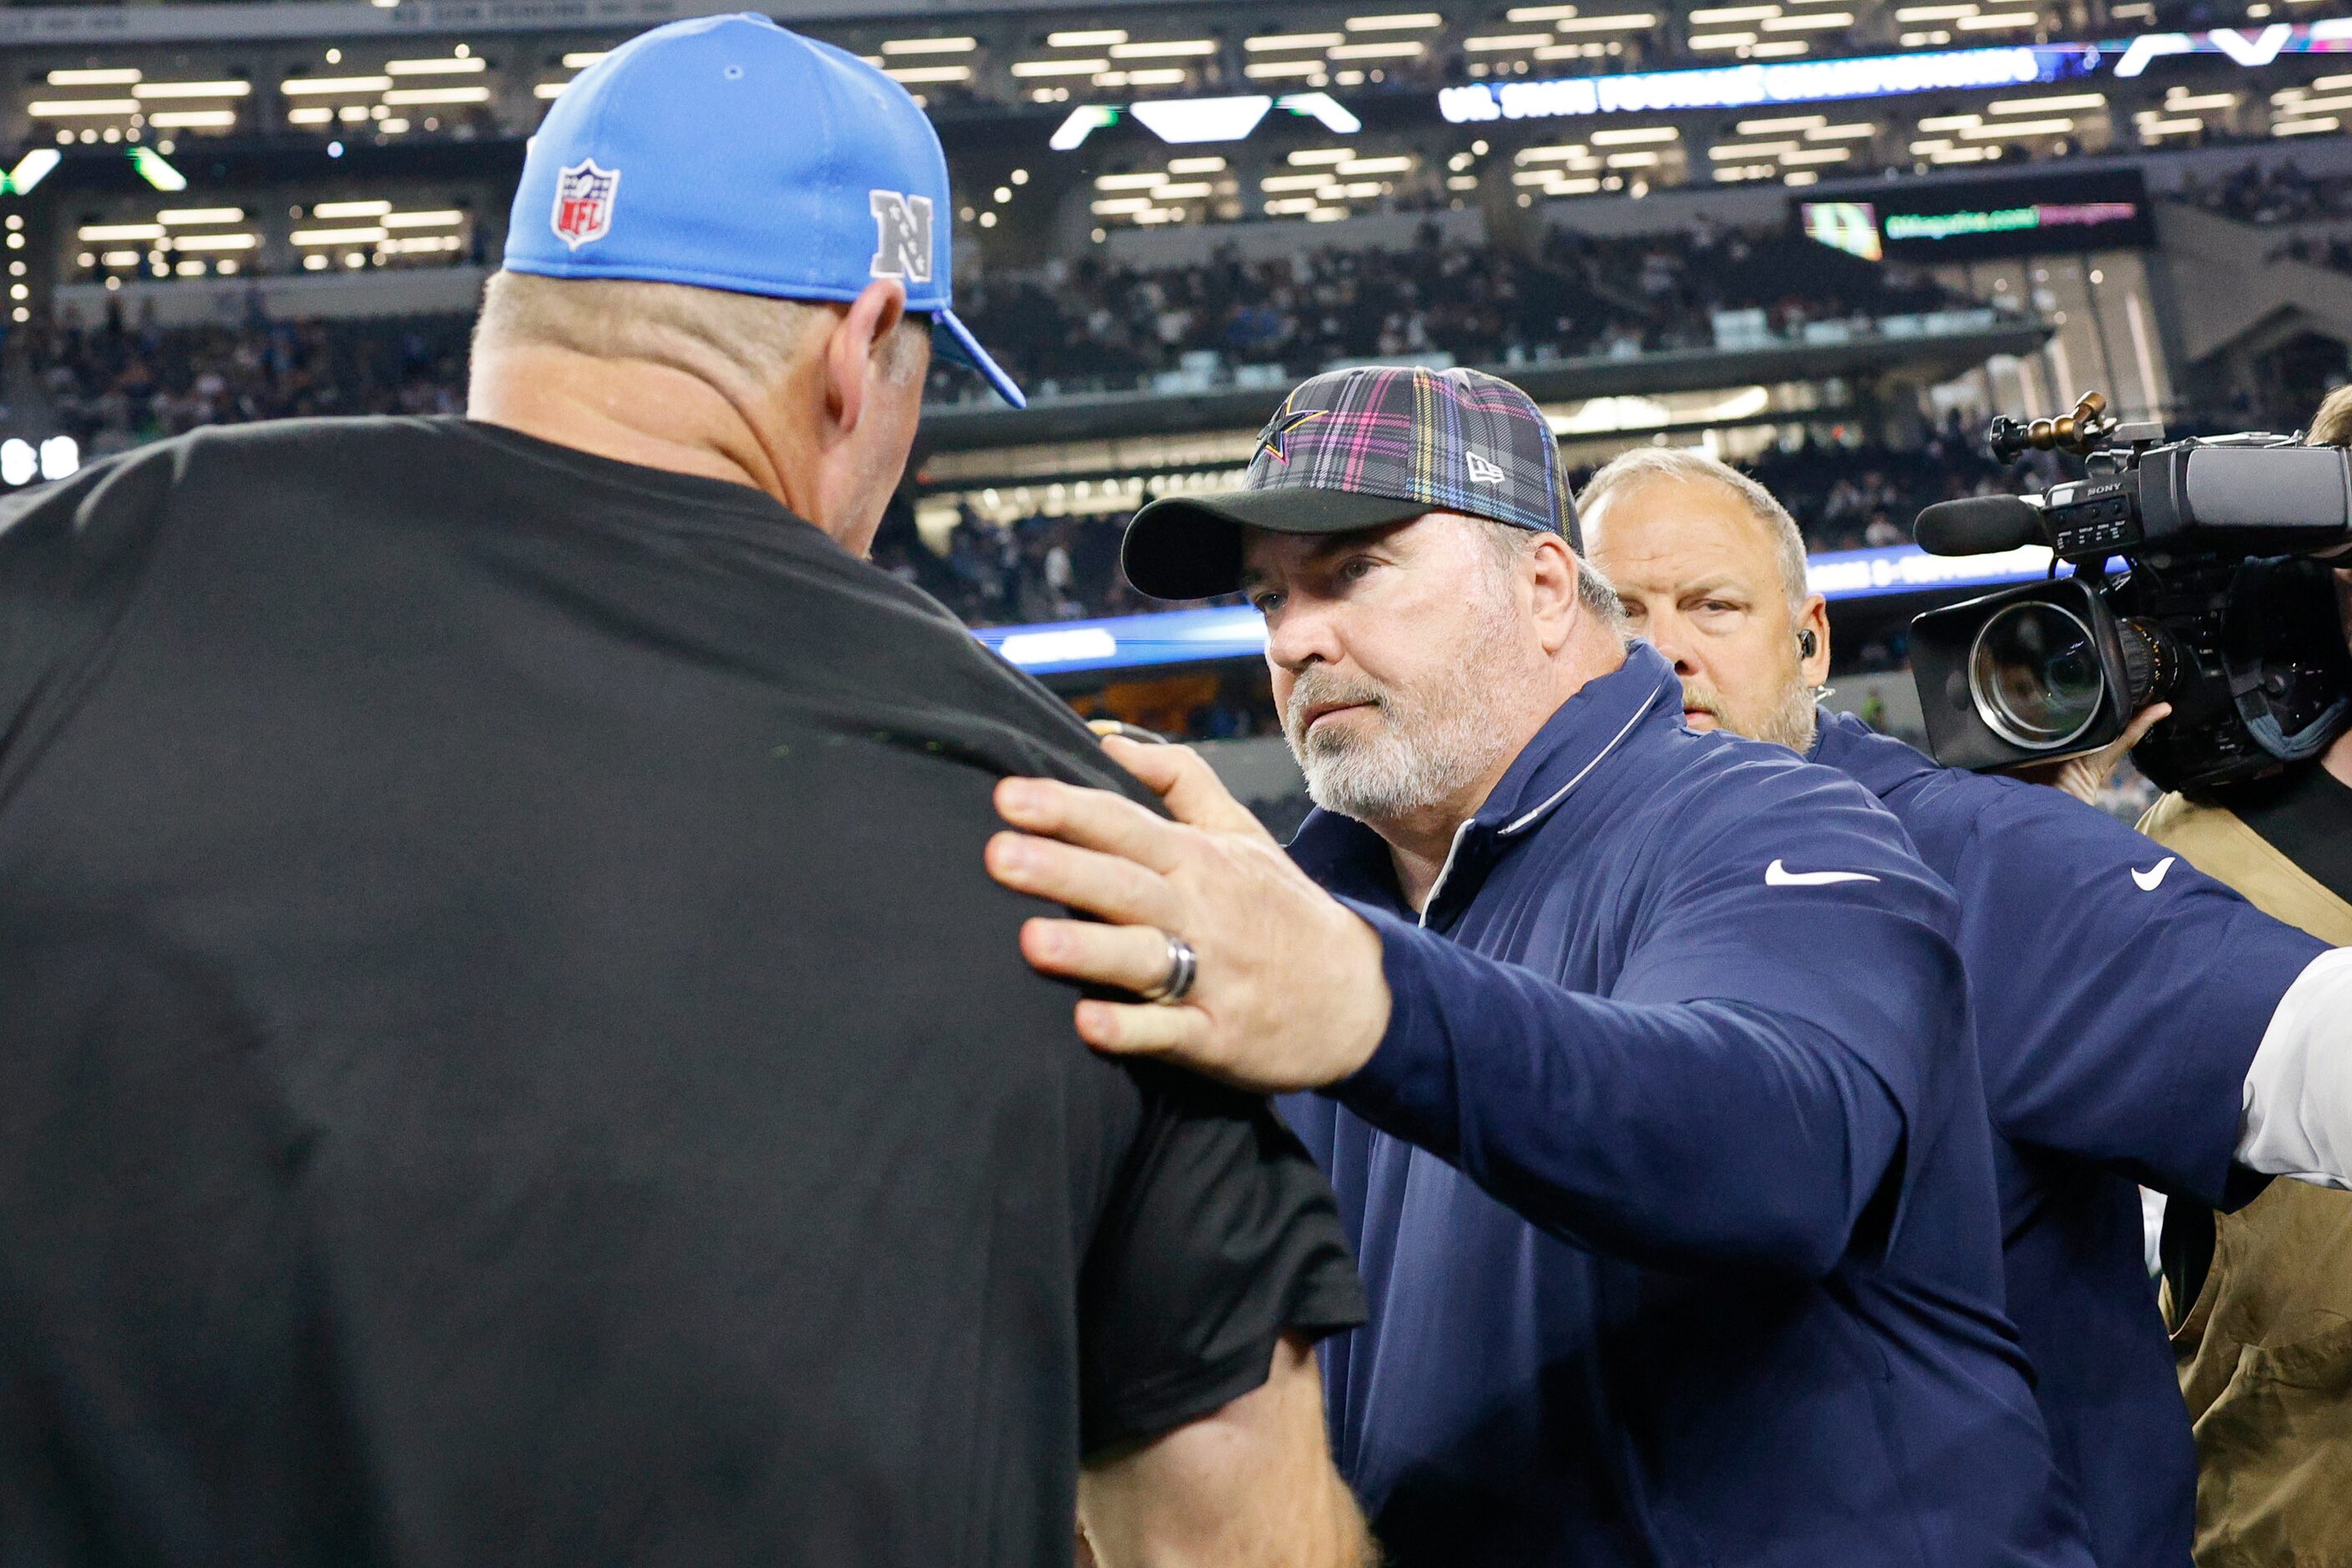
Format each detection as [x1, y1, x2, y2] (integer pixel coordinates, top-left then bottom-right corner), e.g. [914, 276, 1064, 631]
[984, 364, 2098, 1566]
[0, 18, 1373, 1567]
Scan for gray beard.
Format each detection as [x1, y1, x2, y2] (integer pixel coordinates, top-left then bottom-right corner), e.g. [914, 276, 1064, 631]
[1755, 680, 1821, 754]
[1282, 598, 1526, 826]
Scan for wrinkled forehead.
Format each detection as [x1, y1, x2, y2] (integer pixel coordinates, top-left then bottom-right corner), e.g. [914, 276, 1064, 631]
[1586, 477, 1783, 587]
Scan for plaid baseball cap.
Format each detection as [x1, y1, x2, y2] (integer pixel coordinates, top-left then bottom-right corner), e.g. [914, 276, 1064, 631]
[503, 13, 1023, 407]
[1121, 365, 1576, 600]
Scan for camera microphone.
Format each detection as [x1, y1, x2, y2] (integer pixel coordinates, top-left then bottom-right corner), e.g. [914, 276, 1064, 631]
[1914, 496, 2044, 558]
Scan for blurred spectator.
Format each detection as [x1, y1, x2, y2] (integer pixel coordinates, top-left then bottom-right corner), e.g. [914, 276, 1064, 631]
[33, 302, 468, 454]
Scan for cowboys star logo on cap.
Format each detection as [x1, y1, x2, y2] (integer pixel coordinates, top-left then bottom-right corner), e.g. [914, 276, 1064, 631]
[1257, 406, 1329, 464]
[550, 159, 620, 250]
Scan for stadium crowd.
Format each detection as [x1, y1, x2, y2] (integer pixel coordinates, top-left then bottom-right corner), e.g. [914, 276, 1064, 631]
[25, 215, 1975, 453]
[33, 305, 470, 456]
[873, 414, 2021, 634]
[938, 218, 1970, 400]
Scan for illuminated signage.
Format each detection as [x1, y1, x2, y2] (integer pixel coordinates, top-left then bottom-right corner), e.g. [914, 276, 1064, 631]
[1050, 89, 1361, 150]
[1434, 18, 2352, 124]
[976, 543, 2058, 675]
[1803, 169, 2152, 260]
[1438, 44, 2088, 123]
[2107, 18, 2352, 75]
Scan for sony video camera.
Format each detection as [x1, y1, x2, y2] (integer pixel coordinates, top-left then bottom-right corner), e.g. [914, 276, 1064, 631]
[1909, 393, 2352, 792]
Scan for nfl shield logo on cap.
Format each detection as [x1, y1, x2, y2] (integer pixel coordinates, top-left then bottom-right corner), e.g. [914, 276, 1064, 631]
[550, 159, 619, 250]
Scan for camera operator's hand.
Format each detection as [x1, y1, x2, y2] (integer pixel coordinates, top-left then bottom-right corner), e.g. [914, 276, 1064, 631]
[2001, 702, 2172, 806]
[984, 736, 1392, 1095]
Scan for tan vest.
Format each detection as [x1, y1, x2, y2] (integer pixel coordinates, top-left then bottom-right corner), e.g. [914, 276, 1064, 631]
[2138, 792, 2352, 1568]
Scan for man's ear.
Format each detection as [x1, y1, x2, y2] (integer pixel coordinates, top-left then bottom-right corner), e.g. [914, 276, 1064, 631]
[1798, 592, 1832, 685]
[825, 277, 910, 436]
[1529, 532, 1581, 654]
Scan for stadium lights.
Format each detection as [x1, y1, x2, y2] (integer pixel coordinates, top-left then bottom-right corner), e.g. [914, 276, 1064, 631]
[0, 149, 62, 196]
[1989, 91, 2106, 111]
[1282, 92, 1364, 131]
[1552, 13, 1659, 30]
[48, 68, 142, 86]
[133, 81, 251, 99]
[130, 148, 187, 192]
[1050, 104, 1118, 149]
[385, 85, 492, 104]
[1247, 32, 1345, 50]
[880, 37, 976, 53]
[1130, 95, 1272, 142]
[281, 76, 394, 94]
[1054, 89, 1358, 149]
[28, 100, 140, 118]
[1110, 39, 1218, 57]
[157, 207, 244, 225]
[386, 57, 488, 74]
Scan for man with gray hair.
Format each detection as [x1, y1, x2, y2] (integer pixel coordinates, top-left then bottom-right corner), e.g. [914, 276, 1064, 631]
[0, 18, 1373, 1567]
[1582, 445, 2352, 1568]
[983, 365, 2095, 1568]
[1576, 446, 1826, 750]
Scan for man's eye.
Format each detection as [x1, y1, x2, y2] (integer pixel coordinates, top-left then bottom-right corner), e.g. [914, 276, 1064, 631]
[1250, 591, 1283, 613]
[1339, 558, 1376, 582]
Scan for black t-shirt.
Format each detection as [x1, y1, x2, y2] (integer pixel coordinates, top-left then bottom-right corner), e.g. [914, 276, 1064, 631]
[0, 417, 1363, 1568]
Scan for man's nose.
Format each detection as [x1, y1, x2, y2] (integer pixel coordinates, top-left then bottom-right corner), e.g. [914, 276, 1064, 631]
[1641, 615, 1702, 678]
[1265, 602, 1342, 672]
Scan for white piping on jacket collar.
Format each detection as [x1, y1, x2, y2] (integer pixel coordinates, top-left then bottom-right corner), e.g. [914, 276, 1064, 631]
[1500, 685, 1663, 838]
[1416, 683, 1663, 928]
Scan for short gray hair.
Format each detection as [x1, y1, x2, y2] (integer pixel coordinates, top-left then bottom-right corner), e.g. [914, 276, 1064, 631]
[1476, 516, 1629, 633]
[472, 271, 928, 392]
[1575, 447, 1810, 611]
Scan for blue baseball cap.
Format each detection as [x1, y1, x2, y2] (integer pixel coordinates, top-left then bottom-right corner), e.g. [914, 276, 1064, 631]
[503, 13, 1024, 407]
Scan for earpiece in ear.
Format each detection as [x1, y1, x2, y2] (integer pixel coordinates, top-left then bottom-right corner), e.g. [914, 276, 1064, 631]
[1798, 630, 1818, 660]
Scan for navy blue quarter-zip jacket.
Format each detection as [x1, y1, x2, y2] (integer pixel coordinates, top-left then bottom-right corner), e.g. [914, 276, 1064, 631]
[1809, 708, 2324, 1568]
[1282, 642, 2092, 1568]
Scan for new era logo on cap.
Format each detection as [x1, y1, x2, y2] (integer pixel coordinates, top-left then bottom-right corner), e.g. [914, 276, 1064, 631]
[1465, 449, 1506, 486]
[501, 13, 1024, 406]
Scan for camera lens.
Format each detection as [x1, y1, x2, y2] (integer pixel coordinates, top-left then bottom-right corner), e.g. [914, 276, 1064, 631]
[1968, 599, 2106, 751]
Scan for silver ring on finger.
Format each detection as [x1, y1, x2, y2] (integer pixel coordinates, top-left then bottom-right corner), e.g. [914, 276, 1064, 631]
[1138, 933, 1198, 1005]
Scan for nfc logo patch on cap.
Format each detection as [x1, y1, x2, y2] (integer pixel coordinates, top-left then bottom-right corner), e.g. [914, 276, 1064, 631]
[868, 190, 933, 285]
[550, 159, 619, 250]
